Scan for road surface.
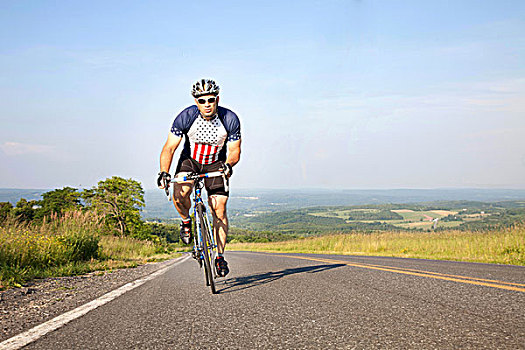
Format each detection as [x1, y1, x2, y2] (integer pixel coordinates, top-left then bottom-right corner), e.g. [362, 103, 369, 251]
[10, 252, 525, 349]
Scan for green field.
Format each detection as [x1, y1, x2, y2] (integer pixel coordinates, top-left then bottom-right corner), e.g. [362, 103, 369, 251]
[392, 209, 452, 220]
[309, 208, 380, 219]
[394, 220, 463, 230]
[307, 207, 461, 230]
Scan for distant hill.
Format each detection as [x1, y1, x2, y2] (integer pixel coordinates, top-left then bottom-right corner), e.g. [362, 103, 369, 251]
[143, 188, 525, 220]
[3, 188, 525, 220]
[0, 189, 49, 204]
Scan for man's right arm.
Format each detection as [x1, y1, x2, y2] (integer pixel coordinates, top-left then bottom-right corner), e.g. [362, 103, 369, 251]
[160, 133, 182, 175]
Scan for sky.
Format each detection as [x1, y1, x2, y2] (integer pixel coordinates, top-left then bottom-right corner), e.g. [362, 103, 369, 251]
[1, 0, 524, 190]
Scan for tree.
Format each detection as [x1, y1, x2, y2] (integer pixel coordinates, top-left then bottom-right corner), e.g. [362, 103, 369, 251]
[0, 202, 13, 224]
[13, 198, 38, 223]
[83, 177, 146, 236]
[36, 187, 82, 220]
[146, 222, 180, 243]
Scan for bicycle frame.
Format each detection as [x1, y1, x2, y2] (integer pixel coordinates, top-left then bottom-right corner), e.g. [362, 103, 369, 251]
[166, 171, 227, 293]
[191, 179, 217, 269]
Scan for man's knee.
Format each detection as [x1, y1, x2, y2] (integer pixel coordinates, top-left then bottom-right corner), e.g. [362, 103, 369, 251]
[173, 195, 186, 206]
[209, 196, 228, 220]
[215, 207, 227, 220]
[173, 184, 192, 205]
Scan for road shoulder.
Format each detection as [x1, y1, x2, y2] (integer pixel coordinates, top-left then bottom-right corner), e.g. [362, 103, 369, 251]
[0, 258, 180, 342]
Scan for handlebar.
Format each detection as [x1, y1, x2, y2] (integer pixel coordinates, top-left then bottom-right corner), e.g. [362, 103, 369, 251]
[170, 171, 225, 183]
[163, 171, 228, 198]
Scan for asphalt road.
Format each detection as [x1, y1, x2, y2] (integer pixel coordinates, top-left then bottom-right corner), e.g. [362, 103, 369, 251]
[22, 252, 525, 349]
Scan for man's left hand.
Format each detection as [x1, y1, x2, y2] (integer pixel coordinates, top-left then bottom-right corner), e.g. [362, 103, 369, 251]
[221, 163, 233, 178]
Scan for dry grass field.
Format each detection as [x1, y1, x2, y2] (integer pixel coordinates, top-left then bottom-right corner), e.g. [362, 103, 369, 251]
[230, 225, 525, 265]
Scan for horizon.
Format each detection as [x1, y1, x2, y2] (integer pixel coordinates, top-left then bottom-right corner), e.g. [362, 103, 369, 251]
[3, 187, 525, 212]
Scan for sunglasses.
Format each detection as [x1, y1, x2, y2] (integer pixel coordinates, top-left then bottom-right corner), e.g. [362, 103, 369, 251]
[197, 97, 216, 104]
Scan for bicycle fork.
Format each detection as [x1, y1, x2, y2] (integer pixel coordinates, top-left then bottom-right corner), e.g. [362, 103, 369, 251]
[191, 190, 215, 261]
[190, 187, 218, 273]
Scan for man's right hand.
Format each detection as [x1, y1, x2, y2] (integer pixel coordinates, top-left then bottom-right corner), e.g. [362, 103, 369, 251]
[157, 171, 171, 189]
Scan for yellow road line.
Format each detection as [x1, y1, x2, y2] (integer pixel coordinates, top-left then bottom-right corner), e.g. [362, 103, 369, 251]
[279, 255, 525, 293]
[316, 258, 525, 287]
[362, 263, 525, 287]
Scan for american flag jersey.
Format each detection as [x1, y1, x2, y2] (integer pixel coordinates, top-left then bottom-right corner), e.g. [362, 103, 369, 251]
[170, 105, 241, 165]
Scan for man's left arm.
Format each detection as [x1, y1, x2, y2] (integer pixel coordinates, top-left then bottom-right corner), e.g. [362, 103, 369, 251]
[226, 139, 241, 168]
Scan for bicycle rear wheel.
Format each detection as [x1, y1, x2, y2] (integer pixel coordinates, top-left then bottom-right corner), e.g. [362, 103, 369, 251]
[197, 203, 216, 294]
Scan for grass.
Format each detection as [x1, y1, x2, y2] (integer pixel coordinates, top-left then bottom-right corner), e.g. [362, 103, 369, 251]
[229, 225, 525, 265]
[393, 210, 437, 221]
[98, 235, 178, 264]
[0, 211, 179, 289]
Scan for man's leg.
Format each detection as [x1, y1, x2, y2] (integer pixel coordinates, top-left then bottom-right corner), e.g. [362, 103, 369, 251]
[209, 194, 229, 276]
[172, 181, 193, 219]
[172, 157, 197, 220]
[173, 181, 193, 244]
[208, 195, 228, 254]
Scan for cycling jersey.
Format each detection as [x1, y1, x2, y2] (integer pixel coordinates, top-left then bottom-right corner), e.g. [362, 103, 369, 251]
[170, 105, 241, 165]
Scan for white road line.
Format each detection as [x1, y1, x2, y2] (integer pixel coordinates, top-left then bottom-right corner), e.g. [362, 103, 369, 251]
[0, 255, 190, 350]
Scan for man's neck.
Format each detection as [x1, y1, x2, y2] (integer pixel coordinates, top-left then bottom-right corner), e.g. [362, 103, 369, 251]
[201, 112, 218, 121]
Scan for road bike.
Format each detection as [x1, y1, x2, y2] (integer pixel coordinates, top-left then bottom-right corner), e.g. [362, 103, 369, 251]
[164, 171, 228, 294]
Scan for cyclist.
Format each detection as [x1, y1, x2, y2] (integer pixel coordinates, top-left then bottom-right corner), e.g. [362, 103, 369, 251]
[157, 79, 241, 277]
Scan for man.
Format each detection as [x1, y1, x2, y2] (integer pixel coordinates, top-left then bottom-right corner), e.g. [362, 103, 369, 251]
[157, 79, 241, 277]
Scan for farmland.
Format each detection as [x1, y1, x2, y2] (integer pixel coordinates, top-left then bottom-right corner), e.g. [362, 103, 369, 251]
[228, 201, 525, 235]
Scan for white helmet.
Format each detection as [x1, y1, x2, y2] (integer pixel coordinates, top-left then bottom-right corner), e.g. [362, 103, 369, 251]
[191, 79, 220, 98]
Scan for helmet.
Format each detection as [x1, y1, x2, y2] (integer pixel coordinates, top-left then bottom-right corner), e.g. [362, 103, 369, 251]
[191, 79, 220, 98]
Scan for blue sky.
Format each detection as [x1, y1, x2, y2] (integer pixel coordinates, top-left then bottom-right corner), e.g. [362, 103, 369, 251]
[1, 0, 524, 189]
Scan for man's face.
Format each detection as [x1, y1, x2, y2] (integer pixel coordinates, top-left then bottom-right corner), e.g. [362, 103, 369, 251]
[195, 94, 219, 119]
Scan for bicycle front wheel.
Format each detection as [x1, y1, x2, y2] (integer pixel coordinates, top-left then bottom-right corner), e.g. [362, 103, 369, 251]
[197, 203, 216, 294]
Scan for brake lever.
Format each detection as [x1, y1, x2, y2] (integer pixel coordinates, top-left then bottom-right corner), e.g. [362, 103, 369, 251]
[222, 173, 229, 192]
[164, 180, 171, 201]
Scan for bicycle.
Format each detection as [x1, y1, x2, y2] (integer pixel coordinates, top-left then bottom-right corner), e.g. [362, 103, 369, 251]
[164, 171, 228, 294]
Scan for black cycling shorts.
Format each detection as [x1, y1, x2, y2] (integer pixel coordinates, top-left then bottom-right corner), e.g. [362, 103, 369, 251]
[175, 157, 229, 197]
